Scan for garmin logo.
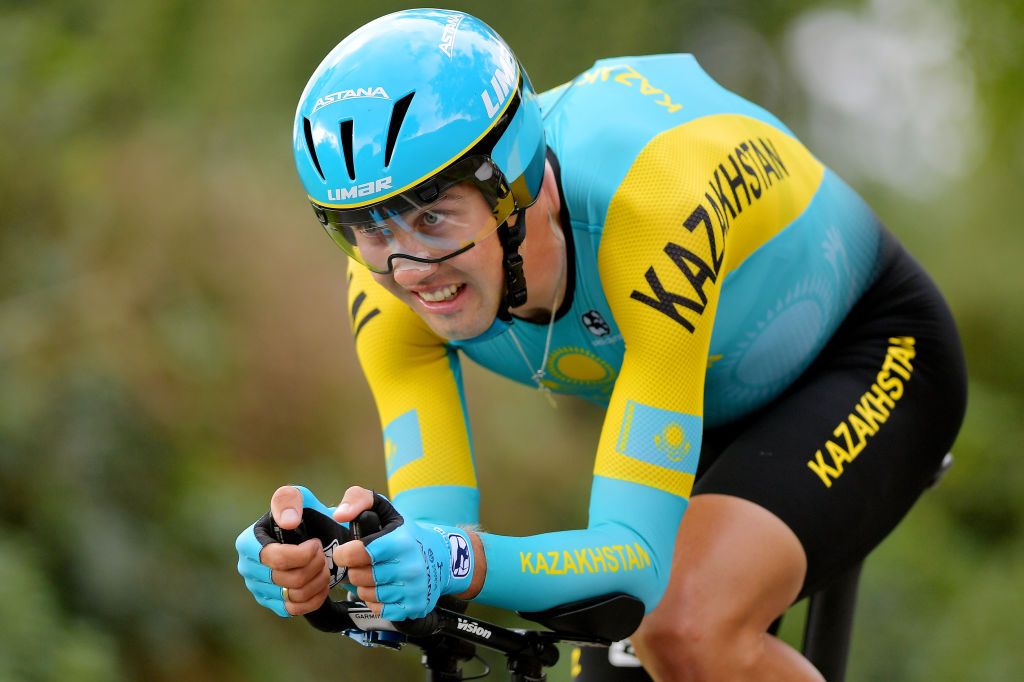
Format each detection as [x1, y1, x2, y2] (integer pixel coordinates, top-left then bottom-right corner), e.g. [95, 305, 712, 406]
[348, 608, 396, 632]
[438, 14, 464, 58]
[480, 47, 516, 118]
[312, 87, 390, 113]
[456, 618, 492, 640]
[327, 177, 392, 202]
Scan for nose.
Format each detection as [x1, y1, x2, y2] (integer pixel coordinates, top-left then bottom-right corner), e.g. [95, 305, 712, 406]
[391, 255, 439, 287]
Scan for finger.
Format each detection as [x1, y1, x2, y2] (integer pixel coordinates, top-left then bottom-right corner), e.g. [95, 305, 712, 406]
[356, 585, 378, 604]
[332, 486, 375, 523]
[260, 538, 323, 571]
[275, 563, 330, 603]
[272, 553, 329, 591]
[346, 566, 375, 588]
[334, 539, 372, 568]
[271, 485, 305, 529]
[285, 585, 331, 616]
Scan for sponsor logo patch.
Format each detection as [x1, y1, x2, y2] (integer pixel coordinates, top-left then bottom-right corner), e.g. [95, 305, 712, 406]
[449, 533, 471, 579]
[324, 539, 345, 586]
[327, 177, 393, 203]
[312, 87, 390, 114]
[582, 309, 611, 336]
[480, 46, 516, 118]
[438, 13, 464, 58]
[456, 618, 491, 639]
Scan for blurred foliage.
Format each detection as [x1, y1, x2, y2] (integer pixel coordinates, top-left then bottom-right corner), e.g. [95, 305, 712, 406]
[1, 0, 1021, 680]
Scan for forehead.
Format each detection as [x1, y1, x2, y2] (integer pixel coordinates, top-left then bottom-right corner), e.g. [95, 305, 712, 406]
[394, 182, 485, 216]
[431, 183, 484, 205]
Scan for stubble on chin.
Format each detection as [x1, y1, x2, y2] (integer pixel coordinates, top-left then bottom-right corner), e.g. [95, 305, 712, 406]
[423, 304, 499, 341]
[424, 316, 485, 342]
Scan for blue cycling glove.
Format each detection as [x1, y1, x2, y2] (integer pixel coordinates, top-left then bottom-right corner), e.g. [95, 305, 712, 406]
[235, 486, 351, 617]
[360, 492, 475, 621]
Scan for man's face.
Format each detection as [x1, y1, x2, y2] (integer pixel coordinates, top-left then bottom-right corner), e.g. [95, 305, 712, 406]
[369, 184, 505, 340]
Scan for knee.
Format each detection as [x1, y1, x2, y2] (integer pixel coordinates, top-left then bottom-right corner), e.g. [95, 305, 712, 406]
[633, 605, 764, 681]
[632, 612, 700, 674]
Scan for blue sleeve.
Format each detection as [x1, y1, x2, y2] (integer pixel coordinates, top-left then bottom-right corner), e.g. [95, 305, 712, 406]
[477, 476, 686, 613]
[393, 485, 480, 526]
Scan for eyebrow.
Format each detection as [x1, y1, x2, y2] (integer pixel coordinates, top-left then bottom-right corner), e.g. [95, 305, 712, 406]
[391, 187, 470, 226]
[417, 192, 466, 216]
[431, 191, 465, 206]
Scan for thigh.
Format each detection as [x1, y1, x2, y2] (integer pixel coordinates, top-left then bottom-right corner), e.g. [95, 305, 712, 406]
[695, 244, 967, 596]
[574, 494, 808, 681]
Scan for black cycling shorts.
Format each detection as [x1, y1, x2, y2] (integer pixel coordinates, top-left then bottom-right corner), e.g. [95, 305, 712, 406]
[574, 233, 967, 681]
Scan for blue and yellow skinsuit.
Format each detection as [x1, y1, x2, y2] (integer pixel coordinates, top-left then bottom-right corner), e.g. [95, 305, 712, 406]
[346, 55, 883, 613]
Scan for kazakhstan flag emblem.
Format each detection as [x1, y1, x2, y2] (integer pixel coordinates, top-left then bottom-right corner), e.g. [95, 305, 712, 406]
[383, 410, 424, 478]
[616, 401, 701, 474]
[654, 423, 691, 461]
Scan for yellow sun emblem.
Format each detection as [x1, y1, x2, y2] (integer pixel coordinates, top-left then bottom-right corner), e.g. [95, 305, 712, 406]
[654, 423, 691, 462]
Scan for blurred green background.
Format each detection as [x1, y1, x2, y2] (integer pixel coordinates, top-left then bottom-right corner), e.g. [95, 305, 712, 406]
[2, 0, 1021, 679]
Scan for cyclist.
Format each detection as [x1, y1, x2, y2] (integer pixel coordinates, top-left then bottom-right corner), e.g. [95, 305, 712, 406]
[236, 10, 966, 681]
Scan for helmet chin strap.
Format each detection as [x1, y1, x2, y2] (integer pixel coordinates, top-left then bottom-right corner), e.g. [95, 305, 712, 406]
[496, 209, 528, 322]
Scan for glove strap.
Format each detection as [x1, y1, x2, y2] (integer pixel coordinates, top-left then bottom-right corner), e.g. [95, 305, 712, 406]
[430, 524, 475, 596]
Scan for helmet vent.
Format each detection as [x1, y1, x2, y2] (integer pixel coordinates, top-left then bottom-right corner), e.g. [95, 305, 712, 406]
[340, 119, 356, 181]
[303, 117, 325, 182]
[384, 92, 415, 168]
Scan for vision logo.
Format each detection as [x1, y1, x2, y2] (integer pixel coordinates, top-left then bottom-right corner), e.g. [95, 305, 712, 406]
[456, 618, 492, 640]
[582, 310, 611, 336]
[654, 422, 691, 462]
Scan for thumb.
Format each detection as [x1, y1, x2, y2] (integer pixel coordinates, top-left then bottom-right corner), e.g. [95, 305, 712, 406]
[332, 486, 375, 523]
[270, 485, 304, 529]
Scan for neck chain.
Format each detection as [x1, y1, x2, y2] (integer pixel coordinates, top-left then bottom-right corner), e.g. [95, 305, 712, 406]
[506, 212, 566, 408]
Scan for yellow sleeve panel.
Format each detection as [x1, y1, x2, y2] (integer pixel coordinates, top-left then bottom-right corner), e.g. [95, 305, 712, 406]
[346, 265, 477, 496]
[594, 115, 824, 498]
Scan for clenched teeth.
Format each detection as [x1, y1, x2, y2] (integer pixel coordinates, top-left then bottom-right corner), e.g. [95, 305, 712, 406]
[418, 284, 461, 302]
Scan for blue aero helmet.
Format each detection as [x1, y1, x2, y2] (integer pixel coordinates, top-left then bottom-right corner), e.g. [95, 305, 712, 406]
[293, 9, 546, 310]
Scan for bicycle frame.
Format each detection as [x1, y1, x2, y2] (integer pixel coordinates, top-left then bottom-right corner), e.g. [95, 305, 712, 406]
[280, 510, 644, 680]
[343, 602, 561, 681]
[315, 594, 643, 681]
